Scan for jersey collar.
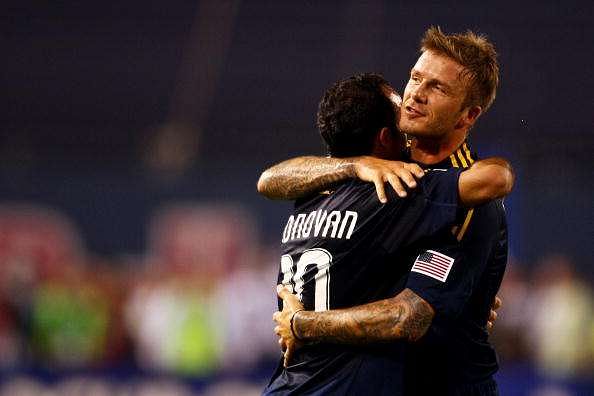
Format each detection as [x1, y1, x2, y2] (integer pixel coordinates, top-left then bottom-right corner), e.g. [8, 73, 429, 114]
[406, 139, 477, 170]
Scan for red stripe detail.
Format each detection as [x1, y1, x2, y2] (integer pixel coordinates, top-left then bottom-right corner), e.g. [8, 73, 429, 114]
[412, 266, 446, 279]
[419, 260, 451, 268]
[415, 260, 449, 273]
[415, 260, 448, 275]
[413, 262, 447, 277]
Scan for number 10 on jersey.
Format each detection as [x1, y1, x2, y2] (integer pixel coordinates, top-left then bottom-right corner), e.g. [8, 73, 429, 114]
[280, 248, 333, 311]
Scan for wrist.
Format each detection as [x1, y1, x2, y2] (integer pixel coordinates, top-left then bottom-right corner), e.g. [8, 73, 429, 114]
[290, 309, 306, 341]
[344, 156, 365, 178]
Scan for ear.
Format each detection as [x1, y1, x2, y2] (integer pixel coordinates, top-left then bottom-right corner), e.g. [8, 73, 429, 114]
[371, 127, 395, 158]
[467, 105, 482, 124]
[455, 105, 482, 130]
[378, 127, 393, 148]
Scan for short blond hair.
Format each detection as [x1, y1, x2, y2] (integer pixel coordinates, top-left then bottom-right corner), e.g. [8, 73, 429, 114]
[421, 26, 499, 112]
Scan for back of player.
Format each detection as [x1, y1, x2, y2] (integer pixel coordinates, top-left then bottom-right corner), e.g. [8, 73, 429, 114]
[264, 167, 464, 396]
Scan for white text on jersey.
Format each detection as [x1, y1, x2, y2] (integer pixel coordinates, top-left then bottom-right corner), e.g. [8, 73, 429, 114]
[282, 210, 358, 243]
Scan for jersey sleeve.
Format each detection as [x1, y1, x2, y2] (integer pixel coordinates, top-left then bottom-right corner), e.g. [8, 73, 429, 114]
[405, 201, 504, 318]
[404, 242, 469, 318]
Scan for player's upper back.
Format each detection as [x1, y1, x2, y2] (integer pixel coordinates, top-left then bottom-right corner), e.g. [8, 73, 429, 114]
[278, 168, 463, 311]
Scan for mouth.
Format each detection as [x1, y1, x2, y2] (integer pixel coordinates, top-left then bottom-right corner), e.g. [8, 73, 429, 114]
[404, 104, 424, 118]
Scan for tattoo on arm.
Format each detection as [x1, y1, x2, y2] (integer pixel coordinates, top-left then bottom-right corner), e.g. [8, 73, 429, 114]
[294, 289, 435, 344]
[257, 156, 355, 200]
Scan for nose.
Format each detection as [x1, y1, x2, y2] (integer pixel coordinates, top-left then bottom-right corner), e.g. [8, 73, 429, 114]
[411, 83, 427, 104]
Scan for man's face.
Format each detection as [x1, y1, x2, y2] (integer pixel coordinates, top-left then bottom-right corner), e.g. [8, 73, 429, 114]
[399, 50, 470, 140]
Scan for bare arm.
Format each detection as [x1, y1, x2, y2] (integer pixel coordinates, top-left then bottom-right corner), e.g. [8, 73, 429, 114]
[273, 287, 433, 366]
[293, 288, 434, 344]
[458, 157, 515, 206]
[258, 156, 425, 203]
[257, 156, 355, 200]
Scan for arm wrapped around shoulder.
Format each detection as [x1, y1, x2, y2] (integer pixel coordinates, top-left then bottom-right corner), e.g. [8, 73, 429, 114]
[458, 157, 515, 207]
[256, 156, 355, 200]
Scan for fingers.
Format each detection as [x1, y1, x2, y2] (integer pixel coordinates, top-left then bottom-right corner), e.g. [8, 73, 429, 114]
[385, 174, 407, 198]
[393, 168, 418, 189]
[278, 337, 287, 351]
[487, 307, 498, 333]
[277, 284, 291, 300]
[283, 343, 294, 368]
[383, 168, 419, 199]
[486, 295, 502, 333]
[276, 285, 304, 313]
[374, 165, 424, 202]
[373, 178, 388, 203]
[403, 163, 426, 179]
[493, 296, 502, 310]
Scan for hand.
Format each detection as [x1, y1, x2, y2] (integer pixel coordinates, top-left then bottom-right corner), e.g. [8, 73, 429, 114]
[486, 295, 502, 332]
[352, 156, 425, 203]
[273, 285, 305, 367]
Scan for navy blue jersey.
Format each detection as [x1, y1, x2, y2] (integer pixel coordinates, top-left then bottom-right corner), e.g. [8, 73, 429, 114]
[264, 168, 463, 396]
[403, 142, 507, 396]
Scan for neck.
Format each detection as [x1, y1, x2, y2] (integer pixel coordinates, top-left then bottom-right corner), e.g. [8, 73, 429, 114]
[410, 129, 467, 165]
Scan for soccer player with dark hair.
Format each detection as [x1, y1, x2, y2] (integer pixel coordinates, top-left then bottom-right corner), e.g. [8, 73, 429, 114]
[261, 27, 508, 395]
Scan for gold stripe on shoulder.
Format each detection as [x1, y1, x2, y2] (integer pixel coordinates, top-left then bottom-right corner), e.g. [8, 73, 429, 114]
[456, 208, 474, 241]
[453, 142, 476, 241]
[456, 149, 468, 168]
[463, 143, 475, 165]
[449, 154, 459, 168]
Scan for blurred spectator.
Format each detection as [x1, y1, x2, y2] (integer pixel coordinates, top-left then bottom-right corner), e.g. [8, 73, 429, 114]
[125, 203, 267, 376]
[125, 273, 223, 375]
[527, 254, 594, 379]
[30, 266, 111, 368]
[0, 204, 85, 281]
[214, 246, 280, 371]
[0, 204, 86, 369]
[146, 203, 256, 275]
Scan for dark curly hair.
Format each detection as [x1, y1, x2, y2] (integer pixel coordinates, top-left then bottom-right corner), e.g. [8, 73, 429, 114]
[317, 73, 397, 157]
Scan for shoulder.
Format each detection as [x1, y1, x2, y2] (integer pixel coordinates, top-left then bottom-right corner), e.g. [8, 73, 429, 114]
[417, 168, 462, 206]
[294, 179, 381, 212]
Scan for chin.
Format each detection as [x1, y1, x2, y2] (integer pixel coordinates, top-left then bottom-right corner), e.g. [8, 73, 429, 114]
[400, 125, 428, 137]
[401, 122, 443, 139]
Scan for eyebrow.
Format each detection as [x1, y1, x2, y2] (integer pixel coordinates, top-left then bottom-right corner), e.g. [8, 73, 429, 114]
[411, 69, 452, 90]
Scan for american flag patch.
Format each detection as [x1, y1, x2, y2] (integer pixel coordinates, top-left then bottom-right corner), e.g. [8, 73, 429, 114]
[411, 250, 455, 282]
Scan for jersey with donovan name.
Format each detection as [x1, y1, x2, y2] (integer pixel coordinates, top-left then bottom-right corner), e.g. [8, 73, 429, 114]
[264, 168, 464, 396]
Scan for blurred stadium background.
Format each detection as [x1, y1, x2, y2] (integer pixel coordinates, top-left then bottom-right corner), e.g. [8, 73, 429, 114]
[1, 1, 593, 395]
